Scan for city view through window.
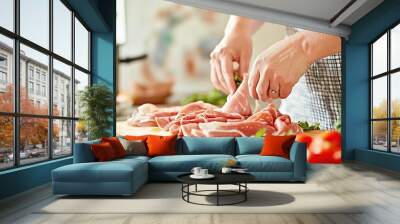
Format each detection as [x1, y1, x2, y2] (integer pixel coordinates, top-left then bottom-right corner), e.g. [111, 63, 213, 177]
[371, 23, 400, 153]
[0, 0, 91, 170]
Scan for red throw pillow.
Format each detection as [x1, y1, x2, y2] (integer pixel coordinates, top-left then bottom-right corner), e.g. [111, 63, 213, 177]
[260, 135, 296, 159]
[91, 142, 118, 162]
[101, 137, 127, 158]
[146, 135, 177, 157]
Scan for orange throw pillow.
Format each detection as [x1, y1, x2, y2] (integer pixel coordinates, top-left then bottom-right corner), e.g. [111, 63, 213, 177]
[146, 135, 177, 157]
[101, 137, 127, 158]
[260, 135, 296, 159]
[91, 142, 117, 162]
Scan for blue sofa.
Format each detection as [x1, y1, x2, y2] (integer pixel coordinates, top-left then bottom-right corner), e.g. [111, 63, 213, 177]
[52, 137, 306, 196]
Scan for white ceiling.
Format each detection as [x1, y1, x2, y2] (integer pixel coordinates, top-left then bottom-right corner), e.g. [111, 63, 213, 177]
[226, 0, 352, 22]
[165, 0, 384, 38]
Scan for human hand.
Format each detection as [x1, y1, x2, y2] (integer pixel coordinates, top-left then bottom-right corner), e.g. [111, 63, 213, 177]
[210, 33, 252, 95]
[248, 35, 311, 101]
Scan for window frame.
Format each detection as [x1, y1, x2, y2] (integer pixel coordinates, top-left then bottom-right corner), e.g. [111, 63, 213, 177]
[0, 0, 92, 171]
[370, 20, 400, 154]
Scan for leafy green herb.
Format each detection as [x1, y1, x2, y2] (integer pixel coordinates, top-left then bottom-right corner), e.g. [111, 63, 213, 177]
[334, 120, 341, 132]
[297, 121, 320, 132]
[180, 89, 227, 106]
[255, 128, 266, 137]
[234, 74, 242, 88]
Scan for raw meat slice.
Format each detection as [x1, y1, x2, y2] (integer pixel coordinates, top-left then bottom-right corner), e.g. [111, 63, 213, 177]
[181, 123, 200, 136]
[198, 121, 276, 137]
[155, 117, 172, 129]
[126, 97, 302, 137]
[221, 75, 252, 116]
[247, 108, 275, 125]
[273, 115, 303, 135]
[180, 101, 218, 114]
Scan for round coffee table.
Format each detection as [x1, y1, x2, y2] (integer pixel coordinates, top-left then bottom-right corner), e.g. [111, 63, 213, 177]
[177, 173, 255, 206]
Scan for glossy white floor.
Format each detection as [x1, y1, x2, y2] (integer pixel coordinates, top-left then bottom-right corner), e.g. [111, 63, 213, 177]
[0, 162, 400, 224]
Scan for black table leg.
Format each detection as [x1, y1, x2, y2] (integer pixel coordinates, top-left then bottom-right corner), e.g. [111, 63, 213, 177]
[245, 183, 247, 201]
[216, 184, 219, 206]
[195, 184, 197, 192]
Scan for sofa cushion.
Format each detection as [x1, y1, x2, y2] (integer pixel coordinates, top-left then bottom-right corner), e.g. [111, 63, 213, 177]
[236, 137, 263, 155]
[91, 142, 118, 162]
[149, 154, 235, 172]
[53, 158, 147, 183]
[260, 135, 296, 159]
[101, 137, 127, 158]
[179, 137, 235, 155]
[147, 135, 177, 157]
[236, 155, 293, 172]
[119, 138, 147, 156]
[73, 140, 100, 163]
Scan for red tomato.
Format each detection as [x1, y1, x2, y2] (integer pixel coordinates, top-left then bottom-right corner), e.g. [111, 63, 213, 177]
[297, 131, 342, 164]
[295, 133, 313, 146]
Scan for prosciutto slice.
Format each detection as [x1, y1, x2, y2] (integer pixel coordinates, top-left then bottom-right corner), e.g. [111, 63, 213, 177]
[221, 74, 252, 116]
[127, 75, 302, 137]
[198, 121, 276, 137]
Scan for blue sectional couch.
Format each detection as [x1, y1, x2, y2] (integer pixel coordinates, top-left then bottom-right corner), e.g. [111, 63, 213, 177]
[52, 137, 306, 196]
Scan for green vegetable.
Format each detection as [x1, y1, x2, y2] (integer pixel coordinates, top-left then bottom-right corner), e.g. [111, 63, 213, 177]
[180, 74, 242, 107]
[234, 75, 242, 88]
[180, 89, 227, 106]
[335, 120, 341, 132]
[254, 128, 266, 137]
[297, 121, 320, 132]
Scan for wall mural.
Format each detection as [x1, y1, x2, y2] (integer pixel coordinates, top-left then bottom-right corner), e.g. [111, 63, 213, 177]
[116, 0, 342, 163]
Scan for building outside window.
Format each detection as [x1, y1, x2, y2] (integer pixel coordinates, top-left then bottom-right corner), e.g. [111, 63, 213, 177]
[35, 83, 40, 95]
[41, 73, 46, 83]
[28, 81, 34, 94]
[0, 54, 7, 90]
[28, 66, 34, 80]
[35, 70, 40, 81]
[41, 85, 46, 97]
[371, 22, 400, 154]
[0, 0, 91, 170]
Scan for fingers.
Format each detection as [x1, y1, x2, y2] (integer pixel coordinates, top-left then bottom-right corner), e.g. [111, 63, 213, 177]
[267, 77, 280, 99]
[214, 59, 229, 94]
[248, 64, 260, 100]
[220, 55, 236, 94]
[256, 69, 270, 101]
[210, 65, 225, 93]
[239, 50, 251, 79]
[279, 84, 292, 99]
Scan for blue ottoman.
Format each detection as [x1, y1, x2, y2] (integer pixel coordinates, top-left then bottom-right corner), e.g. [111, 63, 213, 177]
[52, 156, 148, 196]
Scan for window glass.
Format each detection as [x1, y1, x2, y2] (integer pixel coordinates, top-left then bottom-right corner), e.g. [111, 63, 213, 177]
[0, 0, 14, 31]
[372, 121, 388, 151]
[19, 117, 49, 165]
[391, 120, 400, 153]
[53, 119, 72, 157]
[53, 0, 72, 60]
[20, 44, 49, 115]
[53, 59, 72, 116]
[0, 34, 13, 112]
[391, 24, 400, 70]
[391, 72, 400, 118]
[74, 69, 89, 117]
[20, 0, 49, 48]
[74, 18, 89, 69]
[75, 120, 88, 143]
[0, 116, 13, 170]
[372, 33, 387, 76]
[372, 76, 387, 119]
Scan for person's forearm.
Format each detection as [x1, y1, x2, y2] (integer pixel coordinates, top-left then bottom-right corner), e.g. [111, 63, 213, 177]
[225, 16, 263, 37]
[295, 31, 341, 64]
